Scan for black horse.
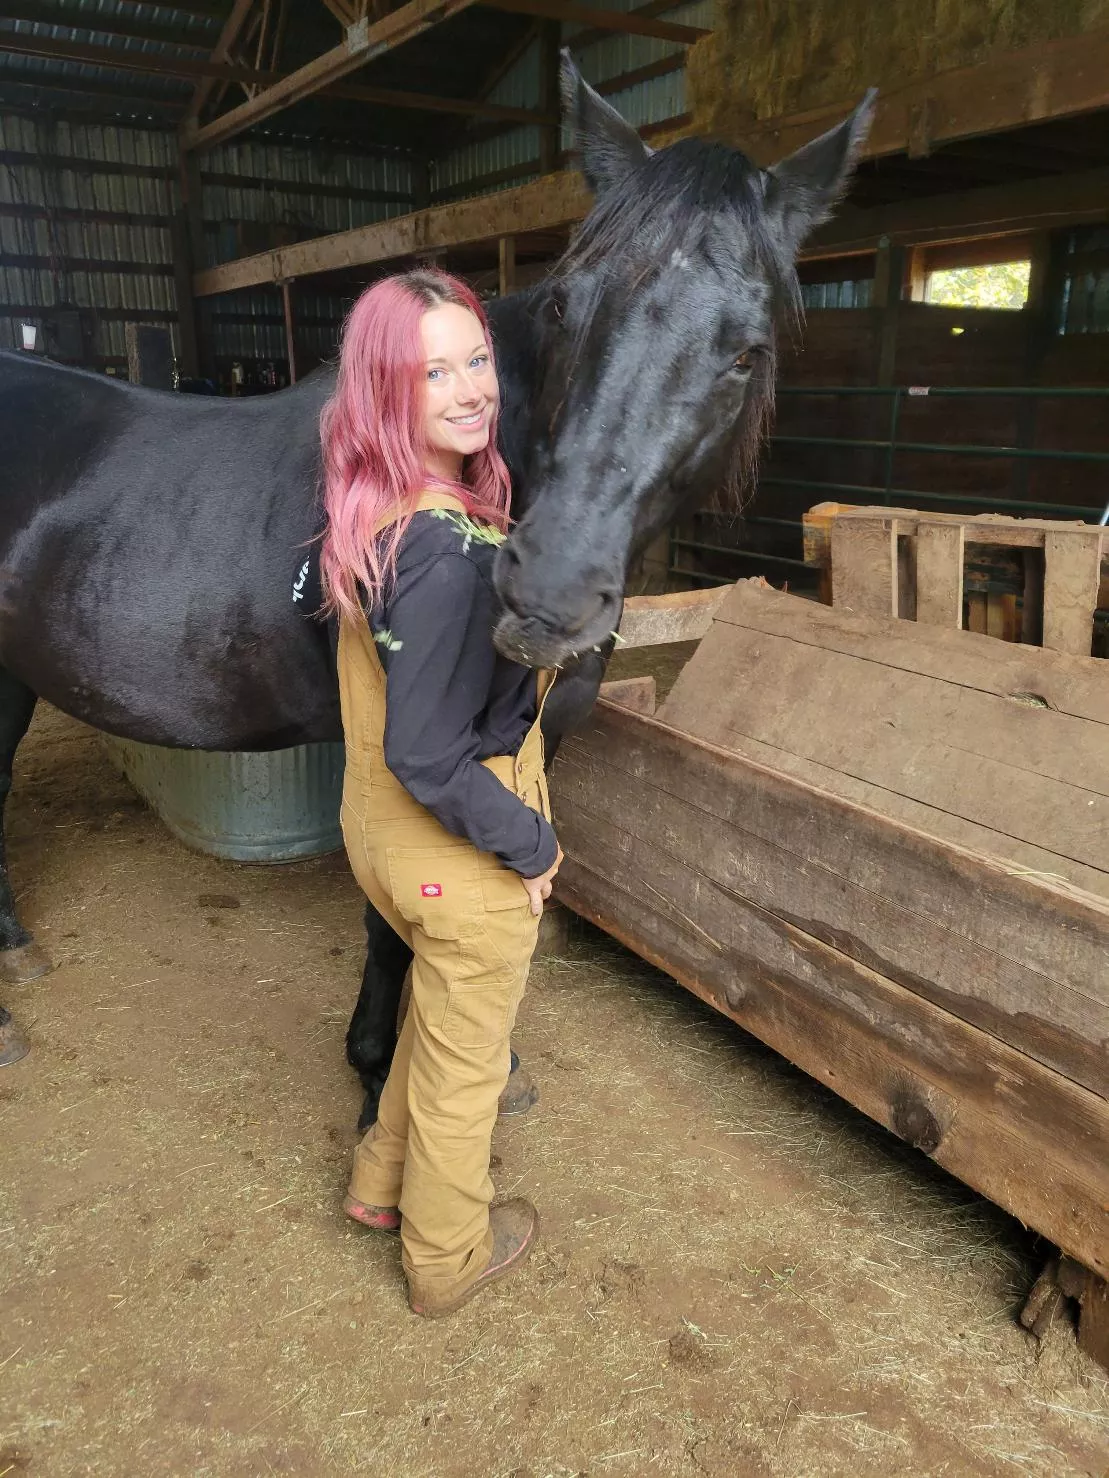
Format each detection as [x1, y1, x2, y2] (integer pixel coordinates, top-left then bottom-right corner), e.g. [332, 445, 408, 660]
[0, 57, 873, 1114]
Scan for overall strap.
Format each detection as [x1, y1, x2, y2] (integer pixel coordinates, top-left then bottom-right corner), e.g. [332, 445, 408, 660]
[372, 490, 467, 537]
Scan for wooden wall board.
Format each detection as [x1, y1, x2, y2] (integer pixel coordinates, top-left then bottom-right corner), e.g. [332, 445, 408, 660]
[1043, 526, 1105, 657]
[914, 520, 965, 627]
[658, 582, 1109, 896]
[553, 701, 1109, 1097]
[549, 702, 1109, 1278]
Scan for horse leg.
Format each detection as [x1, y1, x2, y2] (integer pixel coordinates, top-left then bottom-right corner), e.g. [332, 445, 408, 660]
[0, 669, 44, 1064]
[0, 668, 49, 986]
[346, 899, 412, 1131]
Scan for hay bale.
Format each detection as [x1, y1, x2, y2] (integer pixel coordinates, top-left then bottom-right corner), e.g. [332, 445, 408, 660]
[688, 0, 1109, 145]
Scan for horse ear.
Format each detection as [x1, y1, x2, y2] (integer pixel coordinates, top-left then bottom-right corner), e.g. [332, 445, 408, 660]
[561, 48, 651, 198]
[764, 90, 876, 252]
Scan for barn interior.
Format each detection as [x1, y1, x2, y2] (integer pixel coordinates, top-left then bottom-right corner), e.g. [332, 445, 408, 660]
[2, 3, 1108, 1473]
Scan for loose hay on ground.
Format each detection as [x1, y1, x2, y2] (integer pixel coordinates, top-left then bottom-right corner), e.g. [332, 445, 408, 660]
[1, 705, 1107, 1477]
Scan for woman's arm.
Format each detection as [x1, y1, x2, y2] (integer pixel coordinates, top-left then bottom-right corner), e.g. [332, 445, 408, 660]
[377, 552, 558, 878]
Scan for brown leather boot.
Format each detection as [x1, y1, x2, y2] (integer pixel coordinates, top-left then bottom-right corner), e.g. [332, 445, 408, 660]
[407, 1198, 540, 1318]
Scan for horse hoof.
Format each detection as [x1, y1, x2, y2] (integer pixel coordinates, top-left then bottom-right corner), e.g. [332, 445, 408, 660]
[0, 1007, 30, 1066]
[0, 940, 53, 985]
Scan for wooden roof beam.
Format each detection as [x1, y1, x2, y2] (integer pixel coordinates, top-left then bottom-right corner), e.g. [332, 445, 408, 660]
[0, 29, 275, 89]
[193, 168, 592, 295]
[186, 0, 257, 124]
[180, 0, 480, 153]
[804, 165, 1109, 259]
[194, 153, 1109, 301]
[479, 0, 707, 44]
[0, 26, 552, 126]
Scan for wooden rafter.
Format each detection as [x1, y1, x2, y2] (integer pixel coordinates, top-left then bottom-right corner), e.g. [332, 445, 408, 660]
[193, 155, 1109, 300]
[181, 0, 480, 152]
[186, 0, 257, 124]
[0, 29, 273, 88]
[568, 0, 683, 53]
[480, 0, 707, 44]
[475, 19, 541, 103]
[0, 29, 552, 126]
[193, 169, 592, 295]
[318, 0, 357, 24]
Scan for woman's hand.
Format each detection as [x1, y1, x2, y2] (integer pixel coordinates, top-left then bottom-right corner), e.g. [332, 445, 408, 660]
[522, 847, 564, 918]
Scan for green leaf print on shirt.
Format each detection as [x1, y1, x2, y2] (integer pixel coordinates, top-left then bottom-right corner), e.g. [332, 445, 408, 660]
[429, 507, 507, 555]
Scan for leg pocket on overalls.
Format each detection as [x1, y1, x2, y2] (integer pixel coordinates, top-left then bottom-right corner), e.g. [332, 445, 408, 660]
[387, 844, 509, 1048]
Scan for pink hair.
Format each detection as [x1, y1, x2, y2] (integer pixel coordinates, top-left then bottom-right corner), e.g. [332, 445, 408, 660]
[319, 269, 512, 625]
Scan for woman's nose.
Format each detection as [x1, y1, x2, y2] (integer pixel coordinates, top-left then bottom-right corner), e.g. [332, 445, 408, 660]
[455, 370, 482, 403]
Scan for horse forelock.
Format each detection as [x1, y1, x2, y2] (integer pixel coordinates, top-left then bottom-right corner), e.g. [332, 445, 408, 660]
[546, 137, 790, 514]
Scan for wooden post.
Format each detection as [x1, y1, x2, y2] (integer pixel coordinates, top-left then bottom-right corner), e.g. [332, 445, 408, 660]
[538, 18, 561, 175]
[831, 515, 899, 619]
[914, 521, 965, 628]
[498, 235, 516, 298]
[170, 206, 201, 378]
[874, 237, 906, 386]
[178, 148, 213, 381]
[281, 279, 297, 384]
[1042, 527, 1102, 656]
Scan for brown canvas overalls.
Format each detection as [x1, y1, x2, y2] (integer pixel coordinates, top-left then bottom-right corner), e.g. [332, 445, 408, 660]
[338, 492, 553, 1309]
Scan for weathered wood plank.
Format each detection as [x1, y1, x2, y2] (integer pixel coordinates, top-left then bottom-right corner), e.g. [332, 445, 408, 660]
[597, 676, 657, 715]
[831, 515, 898, 618]
[563, 701, 1109, 1095]
[678, 581, 1109, 727]
[914, 521, 965, 628]
[552, 793, 1109, 1278]
[658, 624, 1109, 887]
[617, 584, 732, 647]
[808, 504, 1108, 571]
[1043, 526, 1103, 657]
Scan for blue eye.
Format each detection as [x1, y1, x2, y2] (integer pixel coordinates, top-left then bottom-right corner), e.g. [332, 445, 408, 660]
[427, 368, 443, 381]
[470, 354, 489, 370]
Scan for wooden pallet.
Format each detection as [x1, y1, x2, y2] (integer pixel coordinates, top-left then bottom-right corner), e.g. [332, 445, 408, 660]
[803, 503, 1107, 657]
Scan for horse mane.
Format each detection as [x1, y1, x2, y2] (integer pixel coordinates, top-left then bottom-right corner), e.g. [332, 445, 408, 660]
[551, 137, 800, 511]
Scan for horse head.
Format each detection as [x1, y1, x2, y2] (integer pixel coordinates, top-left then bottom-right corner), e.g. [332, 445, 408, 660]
[494, 54, 875, 668]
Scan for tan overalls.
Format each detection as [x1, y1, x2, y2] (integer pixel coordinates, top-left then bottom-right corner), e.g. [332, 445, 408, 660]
[339, 492, 553, 1308]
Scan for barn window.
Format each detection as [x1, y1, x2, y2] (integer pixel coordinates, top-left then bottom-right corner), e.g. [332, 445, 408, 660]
[915, 239, 1032, 310]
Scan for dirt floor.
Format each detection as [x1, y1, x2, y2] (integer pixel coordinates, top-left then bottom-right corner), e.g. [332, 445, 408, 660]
[2, 705, 1108, 1478]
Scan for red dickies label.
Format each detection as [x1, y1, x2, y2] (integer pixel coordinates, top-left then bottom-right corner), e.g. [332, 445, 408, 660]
[420, 883, 442, 898]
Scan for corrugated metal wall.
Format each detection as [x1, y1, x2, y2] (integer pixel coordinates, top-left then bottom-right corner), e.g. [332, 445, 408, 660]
[432, 0, 711, 202]
[0, 110, 414, 375]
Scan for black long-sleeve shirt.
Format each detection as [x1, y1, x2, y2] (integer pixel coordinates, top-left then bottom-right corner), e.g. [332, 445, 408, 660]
[295, 508, 558, 878]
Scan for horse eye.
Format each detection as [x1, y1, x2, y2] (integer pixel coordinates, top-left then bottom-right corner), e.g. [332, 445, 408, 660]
[732, 350, 754, 372]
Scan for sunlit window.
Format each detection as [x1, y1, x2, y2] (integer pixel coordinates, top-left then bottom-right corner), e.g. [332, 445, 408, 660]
[926, 260, 1031, 310]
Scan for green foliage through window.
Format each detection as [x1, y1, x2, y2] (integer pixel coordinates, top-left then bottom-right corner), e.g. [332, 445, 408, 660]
[926, 261, 1031, 310]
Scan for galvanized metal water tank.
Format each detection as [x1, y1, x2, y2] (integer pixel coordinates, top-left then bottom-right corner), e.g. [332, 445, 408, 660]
[103, 738, 345, 862]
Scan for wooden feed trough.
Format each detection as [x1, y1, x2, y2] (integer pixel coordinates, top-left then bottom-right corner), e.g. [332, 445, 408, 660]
[554, 511, 1109, 1369]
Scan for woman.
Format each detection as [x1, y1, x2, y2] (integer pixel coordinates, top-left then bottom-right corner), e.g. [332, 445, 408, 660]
[318, 270, 561, 1319]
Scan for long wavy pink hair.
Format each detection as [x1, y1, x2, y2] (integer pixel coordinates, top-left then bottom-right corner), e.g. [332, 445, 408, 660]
[319, 269, 512, 624]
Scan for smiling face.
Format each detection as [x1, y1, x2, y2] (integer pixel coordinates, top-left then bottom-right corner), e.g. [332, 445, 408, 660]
[419, 302, 498, 481]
